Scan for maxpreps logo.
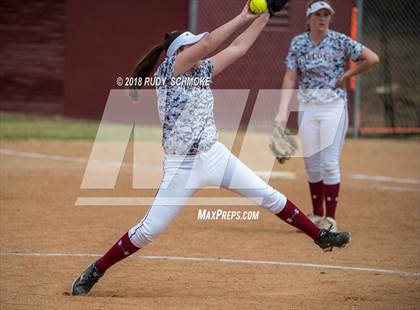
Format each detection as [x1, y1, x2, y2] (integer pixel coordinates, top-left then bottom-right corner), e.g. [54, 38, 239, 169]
[197, 209, 260, 221]
[75, 89, 344, 207]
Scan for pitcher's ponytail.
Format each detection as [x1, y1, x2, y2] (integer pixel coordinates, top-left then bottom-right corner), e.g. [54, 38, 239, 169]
[130, 44, 164, 86]
[130, 31, 183, 89]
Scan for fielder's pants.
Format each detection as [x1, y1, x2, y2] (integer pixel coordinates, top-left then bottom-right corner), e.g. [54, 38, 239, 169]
[298, 100, 349, 185]
[128, 142, 287, 248]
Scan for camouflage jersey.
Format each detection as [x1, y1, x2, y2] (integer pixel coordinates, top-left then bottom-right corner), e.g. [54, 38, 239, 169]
[285, 30, 365, 104]
[154, 55, 218, 155]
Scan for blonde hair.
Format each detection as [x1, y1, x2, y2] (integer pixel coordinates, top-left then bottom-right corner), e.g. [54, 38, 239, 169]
[305, 0, 334, 31]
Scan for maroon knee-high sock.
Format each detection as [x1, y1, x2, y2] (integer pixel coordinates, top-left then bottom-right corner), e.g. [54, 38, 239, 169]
[276, 200, 321, 240]
[309, 181, 324, 216]
[95, 232, 140, 274]
[324, 183, 340, 219]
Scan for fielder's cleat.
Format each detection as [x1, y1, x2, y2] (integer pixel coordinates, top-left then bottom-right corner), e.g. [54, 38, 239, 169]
[307, 213, 323, 226]
[71, 262, 103, 295]
[315, 226, 350, 252]
[318, 216, 338, 232]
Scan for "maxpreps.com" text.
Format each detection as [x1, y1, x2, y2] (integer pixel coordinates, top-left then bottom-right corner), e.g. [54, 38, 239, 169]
[197, 209, 260, 221]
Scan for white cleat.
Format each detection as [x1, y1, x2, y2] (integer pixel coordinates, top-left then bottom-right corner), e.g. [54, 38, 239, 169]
[318, 217, 338, 232]
[307, 213, 323, 226]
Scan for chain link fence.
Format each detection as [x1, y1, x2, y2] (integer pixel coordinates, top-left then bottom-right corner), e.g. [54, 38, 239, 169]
[195, 0, 355, 133]
[192, 0, 419, 136]
[358, 0, 420, 134]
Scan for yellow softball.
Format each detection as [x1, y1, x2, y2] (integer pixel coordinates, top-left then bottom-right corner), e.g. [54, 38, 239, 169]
[249, 0, 268, 14]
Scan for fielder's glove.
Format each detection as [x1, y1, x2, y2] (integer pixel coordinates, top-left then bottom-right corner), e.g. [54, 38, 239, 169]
[267, 0, 289, 17]
[269, 124, 297, 164]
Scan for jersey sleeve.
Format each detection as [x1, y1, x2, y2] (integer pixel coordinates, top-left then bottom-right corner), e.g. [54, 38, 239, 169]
[285, 37, 299, 70]
[342, 35, 365, 62]
[202, 58, 214, 80]
[155, 55, 176, 85]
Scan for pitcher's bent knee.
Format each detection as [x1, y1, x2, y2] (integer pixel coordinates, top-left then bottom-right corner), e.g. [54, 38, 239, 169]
[262, 190, 287, 214]
[128, 219, 168, 248]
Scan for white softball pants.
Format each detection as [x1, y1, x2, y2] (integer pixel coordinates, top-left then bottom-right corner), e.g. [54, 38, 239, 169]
[298, 101, 348, 185]
[128, 142, 287, 248]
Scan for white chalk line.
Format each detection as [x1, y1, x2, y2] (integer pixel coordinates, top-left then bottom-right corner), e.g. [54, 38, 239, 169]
[0, 148, 158, 171]
[0, 148, 296, 180]
[75, 197, 265, 206]
[351, 174, 420, 185]
[256, 171, 296, 180]
[0, 251, 418, 278]
[373, 185, 420, 193]
[2, 148, 420, 186]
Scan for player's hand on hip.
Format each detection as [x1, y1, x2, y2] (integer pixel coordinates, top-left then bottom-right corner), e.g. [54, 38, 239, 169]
[336, 74, 350, 89]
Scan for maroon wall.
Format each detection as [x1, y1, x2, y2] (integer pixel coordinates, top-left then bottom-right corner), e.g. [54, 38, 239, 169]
[63, 0, 189, 119]
[1, 0, 355, 122]
[0, 0, 65, 114]
[198, 0, 355, 90]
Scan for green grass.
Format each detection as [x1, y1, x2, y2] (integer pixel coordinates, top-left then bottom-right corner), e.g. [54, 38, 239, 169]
[0, 112, 162, 141]
[0, 112, 250, 142]
[0, 113, 100, 140]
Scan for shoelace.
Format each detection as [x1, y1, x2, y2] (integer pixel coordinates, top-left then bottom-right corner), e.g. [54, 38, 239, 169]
[320, 224, 334, 238]
[316, 224, 336, 245]
[326, 224, 333, 233]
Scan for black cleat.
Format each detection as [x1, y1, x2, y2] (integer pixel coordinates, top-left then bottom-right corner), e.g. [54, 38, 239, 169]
[71, 262, 103, 295]
[315, 226, 351, 252]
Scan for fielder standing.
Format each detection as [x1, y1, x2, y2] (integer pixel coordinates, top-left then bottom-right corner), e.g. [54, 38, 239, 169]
[275, 0, 379, 231]
[71, 1, 350, 296]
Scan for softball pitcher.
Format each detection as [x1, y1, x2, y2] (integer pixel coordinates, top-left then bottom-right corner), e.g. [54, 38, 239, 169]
[275, 0, 379, 231]
[71, 1, 350, 296]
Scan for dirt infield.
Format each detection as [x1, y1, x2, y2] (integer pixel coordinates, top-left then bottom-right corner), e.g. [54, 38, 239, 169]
[0, 138, 419, 309]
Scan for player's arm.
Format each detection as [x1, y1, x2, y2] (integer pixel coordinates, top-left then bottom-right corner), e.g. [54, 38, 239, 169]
[337, 47, 380, 88]
[274, 69, 297, 125]
[174, 1, 258, 77]
[210, 13, 270, 77]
